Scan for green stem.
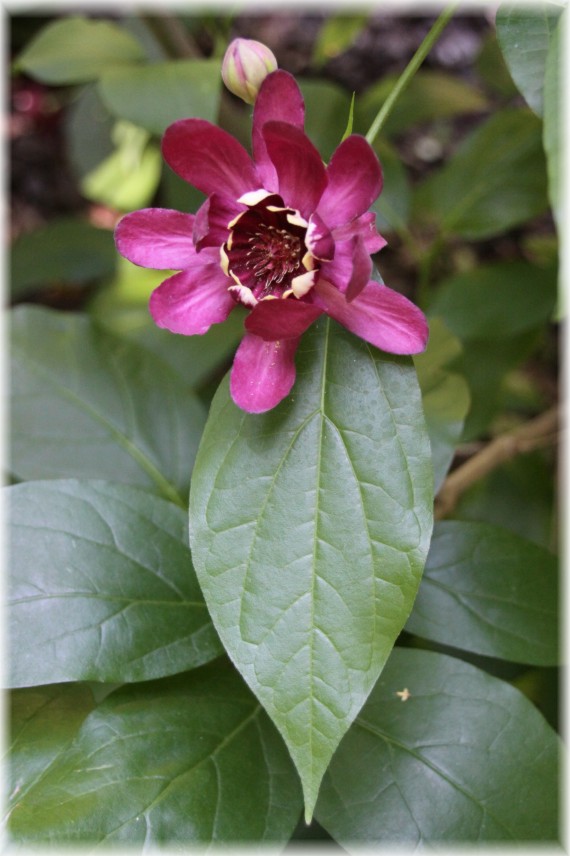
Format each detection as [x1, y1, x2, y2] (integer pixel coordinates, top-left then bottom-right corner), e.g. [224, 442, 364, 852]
[365, 3, 459, 146]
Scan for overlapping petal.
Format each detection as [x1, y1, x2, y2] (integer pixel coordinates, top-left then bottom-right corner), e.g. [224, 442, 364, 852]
[245, 298, 323, 341]
[314, 278, 429, 354]
[253, 70, 305, 191]
[230, 333, 300, 413]
[115, 209, 197, 270]
[162, 119, 259, 199]
[149, 251, 235, 335]
[332, 212, 387, 255]
[262, 121, 328, 220]
[316, 136, 383, 230]
[193, 194, 245, 251]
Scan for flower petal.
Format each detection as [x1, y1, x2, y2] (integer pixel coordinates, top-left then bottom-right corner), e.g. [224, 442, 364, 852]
[345, 237, 373, 303]
[149, 254, 235, 335]
[262, 121, 327, 219]
[253, 70, 305, 191]
[245, 298, 323, 341]
[317, 135, 383, 230]
[306, 212, 335, 261]
[162, 118, 258, 199]
[318, 236, 371, 300]
[230, 332, 299, 413]
[193, 194, 245, 251]
[332, 212, 387, 255]
[314, 278, 429, 354]
[115, 208, 197, 270]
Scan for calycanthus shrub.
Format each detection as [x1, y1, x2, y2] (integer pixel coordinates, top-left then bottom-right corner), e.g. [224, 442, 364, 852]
[7, 13, 561, 852]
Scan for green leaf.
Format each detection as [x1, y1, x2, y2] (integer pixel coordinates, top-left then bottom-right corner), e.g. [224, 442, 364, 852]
[10, 218, 117, 298]
[65, 84, 115, 180]
[313, 14, 369, 66]
[8, 661, 303, 847]
[454, 450, 556, 549]
[189, 318, 434, 822]
[341, 92, 356, 142]
[10, 306, 205, 504]
[14, 16, 145, 84]
[315, 647, 560, 844]
[475, 33, 519, 99]
[355, 70, 488, 138]
[371, 140, 411, 233]
[406, 521, 559, 665]
[8, 479, 223, 687]
[98, 59, 222, 136]
[412, 109, 549, 240]
[298, 79, 352, 162]
[496, 2, 562, 116]
[456, 329, 543, 440]
[414, 319, 470, 492]
[81, 121, 162, 211]
[9, 685, 95, 815]
[430, 261, 558, 340]
[543, 11, 564, 229]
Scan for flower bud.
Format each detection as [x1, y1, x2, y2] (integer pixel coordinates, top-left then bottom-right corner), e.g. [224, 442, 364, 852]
[222, 38, 278, 105]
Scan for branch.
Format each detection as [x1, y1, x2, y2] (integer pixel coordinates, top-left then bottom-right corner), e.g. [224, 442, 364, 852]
[434, 405, 560, 520]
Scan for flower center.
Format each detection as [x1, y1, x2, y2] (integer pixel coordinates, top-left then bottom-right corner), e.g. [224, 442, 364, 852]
[245, 223, 302, 288]
[221, 193, 317, 306]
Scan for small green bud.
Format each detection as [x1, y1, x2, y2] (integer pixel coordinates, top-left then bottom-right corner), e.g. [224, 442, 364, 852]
[222, 38, 278, 105]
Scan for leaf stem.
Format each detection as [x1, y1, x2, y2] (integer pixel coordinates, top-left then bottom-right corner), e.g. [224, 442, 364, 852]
[435, 406, 560, 519]
[365, 3, 459, 146]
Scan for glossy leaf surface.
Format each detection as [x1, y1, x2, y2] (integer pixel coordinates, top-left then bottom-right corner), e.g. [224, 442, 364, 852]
[10, 306, 205, 503]
[412, 109, 549, 239]
[8, 480, 222, 687]
[189, 318, 434, 821]
[9, 684, 95, 815]
[316, 648, 560, 844]
[99, 59, 222, 136]
[406, 521, 559, 665]
[496, 2, 562, 115]
[8, 661, 303, 847]
[14, 16, 145, 84]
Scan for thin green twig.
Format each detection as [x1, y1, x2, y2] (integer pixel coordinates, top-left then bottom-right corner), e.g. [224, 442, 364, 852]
[365, 3, 459, 146]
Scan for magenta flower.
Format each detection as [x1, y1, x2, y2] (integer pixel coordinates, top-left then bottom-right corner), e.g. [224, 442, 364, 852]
[115, 70, 428, 413]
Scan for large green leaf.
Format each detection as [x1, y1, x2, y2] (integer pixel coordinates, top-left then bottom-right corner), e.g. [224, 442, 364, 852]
[315, 647, 560, 844]
[412, 109, 549, 240]
[98, 59, 222, 136]
[543, 11, 564, 229]
[431, 261, 558, 340]
[9, 684, 95, 816]
[414, 318, 470, 492]
[8, 480, 223, 688]
[10, 306, 205, 504]
[13, 16, 145, 84]
[406, 521, 559, 665]
[8, 661, 303, 847]
[189, 318, 434, 821]
[10, 218, 117, 299]
[496, 2, 562, 116]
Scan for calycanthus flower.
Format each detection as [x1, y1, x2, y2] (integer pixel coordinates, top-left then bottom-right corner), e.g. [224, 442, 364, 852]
[115, 70, 429, 413]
